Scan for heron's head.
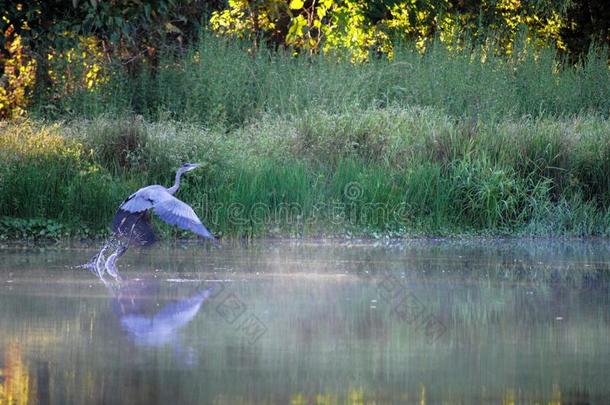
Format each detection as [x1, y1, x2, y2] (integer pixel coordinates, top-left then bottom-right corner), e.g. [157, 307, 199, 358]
[180, 163, 201, 173]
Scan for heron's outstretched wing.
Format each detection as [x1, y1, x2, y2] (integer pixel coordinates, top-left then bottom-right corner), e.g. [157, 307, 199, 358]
[153, 195, 215, 240]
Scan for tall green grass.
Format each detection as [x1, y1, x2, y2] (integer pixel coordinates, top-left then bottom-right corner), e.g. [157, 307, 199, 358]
[0, 122, 130, 238]
[2, 109, 610, 239]
[33, 34, 610, 126]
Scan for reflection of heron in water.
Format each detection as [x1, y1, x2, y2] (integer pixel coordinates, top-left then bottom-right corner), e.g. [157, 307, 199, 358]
[107, 280, 216, 348]
[94, 278, 217, 366]
[86, 163, 217, 279]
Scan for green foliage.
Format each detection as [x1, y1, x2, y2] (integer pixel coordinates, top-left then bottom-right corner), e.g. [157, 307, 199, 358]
[0, 0, 209, 58]
[0, 217, 67, 240]
[0, 0, 211, 115]
[448, 157, 552, 230]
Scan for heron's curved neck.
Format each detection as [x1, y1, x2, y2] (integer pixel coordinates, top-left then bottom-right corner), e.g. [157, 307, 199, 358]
[167, 168, 185, 195]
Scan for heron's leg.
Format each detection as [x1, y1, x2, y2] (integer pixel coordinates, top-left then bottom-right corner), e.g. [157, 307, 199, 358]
[104, 211, 147, 282]
[95, 242, 110, 279]
[105, 245, 128, 282]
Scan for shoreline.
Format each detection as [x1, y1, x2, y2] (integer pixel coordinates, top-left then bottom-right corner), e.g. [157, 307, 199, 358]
[2, 234, 610, 248]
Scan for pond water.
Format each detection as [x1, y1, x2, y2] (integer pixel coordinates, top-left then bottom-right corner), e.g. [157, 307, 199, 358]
[0, 239, 609, 404]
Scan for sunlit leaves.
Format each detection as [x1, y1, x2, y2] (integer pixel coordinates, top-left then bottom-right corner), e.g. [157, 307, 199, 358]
[287, 15, 307, 44]
[209, 0, 582, 62]
[289, 0, 304, 10]
[322, 0, 391, 61]
[210, 0, 393, 61]
[45, 35, 108, 99]
[0, 26, 36, 119]
[210, 0, 287, 44]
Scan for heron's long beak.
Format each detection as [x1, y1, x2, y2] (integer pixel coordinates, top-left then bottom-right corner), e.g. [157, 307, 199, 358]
[188, 163, 201, 171]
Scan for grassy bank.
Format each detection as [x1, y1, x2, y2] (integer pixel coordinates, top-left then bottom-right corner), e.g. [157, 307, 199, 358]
[2, 108, 610, 240]
[2, 36, 609, 240]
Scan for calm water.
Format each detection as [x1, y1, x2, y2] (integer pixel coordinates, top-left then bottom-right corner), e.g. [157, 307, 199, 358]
[1, 239, 609, 404]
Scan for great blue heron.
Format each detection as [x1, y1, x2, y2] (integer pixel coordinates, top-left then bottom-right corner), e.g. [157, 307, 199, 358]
[112, 163, 216, 245]
[87, 163, 216, 279]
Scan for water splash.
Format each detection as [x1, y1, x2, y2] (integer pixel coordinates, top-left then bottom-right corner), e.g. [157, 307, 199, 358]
[79, 236, 129, 281]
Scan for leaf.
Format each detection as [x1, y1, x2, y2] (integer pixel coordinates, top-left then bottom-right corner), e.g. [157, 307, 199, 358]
[287, 15, 307, 43]
[316, 6, 327, 18]
[289, 0, 304, 10]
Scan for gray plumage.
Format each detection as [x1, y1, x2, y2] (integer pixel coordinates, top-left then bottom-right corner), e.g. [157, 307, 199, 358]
[112, 163, 215, 244]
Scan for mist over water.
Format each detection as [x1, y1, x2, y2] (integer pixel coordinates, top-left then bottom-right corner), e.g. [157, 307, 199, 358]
[1, 239, 609, 404]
